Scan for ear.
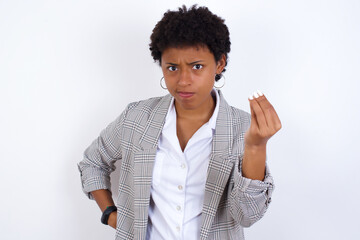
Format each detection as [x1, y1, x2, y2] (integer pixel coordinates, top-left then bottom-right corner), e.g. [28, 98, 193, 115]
[216, 54, 226, 74]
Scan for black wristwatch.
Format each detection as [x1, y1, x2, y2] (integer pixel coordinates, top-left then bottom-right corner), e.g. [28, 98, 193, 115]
[101, 206, 117, 225]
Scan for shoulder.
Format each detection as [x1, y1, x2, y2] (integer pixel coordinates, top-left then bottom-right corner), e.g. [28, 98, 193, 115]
[227, 106, 251, 138]
[97, 95, 171, 148]
[125, 94, 171, 115]
[117, 94, 172, 127]
[229, 106, 251, 126]
[217, 92, 251, 139]
[218, 90, 251, 127]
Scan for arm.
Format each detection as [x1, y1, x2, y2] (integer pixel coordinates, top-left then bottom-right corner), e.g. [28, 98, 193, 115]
[77, 113, 124, 199]
[91, 189, 117, 229]
[78, 103, 134, 198]
[242, 144, 266, 181]
[242, 91, 281, 180]
[231, 154, 274, 227]
[230, 91, 281, 227]
[78, 103, 134, 227]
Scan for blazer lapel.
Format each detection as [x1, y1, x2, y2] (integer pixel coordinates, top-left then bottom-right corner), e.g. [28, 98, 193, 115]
[200, 90, 236, 239]
[133, 94, 172, 239]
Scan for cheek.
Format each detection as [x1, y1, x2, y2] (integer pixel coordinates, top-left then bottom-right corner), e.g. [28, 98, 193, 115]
[163, 77, 176, 90]
[200, 72, 216, 85]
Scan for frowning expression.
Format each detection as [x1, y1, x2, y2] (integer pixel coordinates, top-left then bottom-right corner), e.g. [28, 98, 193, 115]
[161, 45, 225, 112]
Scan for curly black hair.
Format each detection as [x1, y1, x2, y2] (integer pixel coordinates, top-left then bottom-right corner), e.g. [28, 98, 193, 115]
[149, 5, 231, 81]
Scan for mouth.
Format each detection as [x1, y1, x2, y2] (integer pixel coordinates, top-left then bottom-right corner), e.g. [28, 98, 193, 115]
[177, 91, 195, 98]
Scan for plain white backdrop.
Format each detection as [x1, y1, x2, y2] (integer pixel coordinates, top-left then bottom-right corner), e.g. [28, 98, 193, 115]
[1, 0, 359, 239]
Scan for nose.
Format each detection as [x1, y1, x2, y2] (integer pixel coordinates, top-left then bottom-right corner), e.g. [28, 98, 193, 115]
[178, 68, 192, 86]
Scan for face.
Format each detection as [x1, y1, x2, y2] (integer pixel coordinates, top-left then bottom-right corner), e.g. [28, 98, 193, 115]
[161, 45, 225, 112]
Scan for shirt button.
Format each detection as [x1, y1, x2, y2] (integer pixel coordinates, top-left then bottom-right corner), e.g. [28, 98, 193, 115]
[178, 185, 183, 190]
[176, 205, 181, 211]
[181, 163, 186, 169]
[176, 226, 180, 232]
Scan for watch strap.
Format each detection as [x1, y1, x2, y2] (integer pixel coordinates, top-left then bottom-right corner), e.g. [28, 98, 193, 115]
[101, 206, 117, 225]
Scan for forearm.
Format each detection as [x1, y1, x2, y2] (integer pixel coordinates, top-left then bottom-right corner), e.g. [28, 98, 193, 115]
[91, 189, 114, 211]
[241, 144, 266, 181]
[91, 189, 117, 229]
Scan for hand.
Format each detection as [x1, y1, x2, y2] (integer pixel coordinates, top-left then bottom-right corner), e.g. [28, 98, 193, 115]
[245, 90, 282, 147]
[108, 211, 117, 229]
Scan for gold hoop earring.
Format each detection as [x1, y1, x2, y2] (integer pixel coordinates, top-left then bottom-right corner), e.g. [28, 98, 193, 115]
[214, 75, 225, 89]
[160, 77, 167, 90]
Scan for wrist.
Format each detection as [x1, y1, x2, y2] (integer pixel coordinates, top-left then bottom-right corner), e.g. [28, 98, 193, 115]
[242, 143, 267, 180]
[108, 211, 117, 229]
[101, 206, 117, 225]
[244, 143, 267, 152]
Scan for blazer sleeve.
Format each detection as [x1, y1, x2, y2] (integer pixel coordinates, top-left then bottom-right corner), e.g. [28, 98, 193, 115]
[229, 153, 274, 227]
[77, 103, 133, 200]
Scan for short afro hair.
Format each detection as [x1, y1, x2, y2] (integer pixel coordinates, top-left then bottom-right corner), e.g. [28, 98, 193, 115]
[149, 5, 231, 81]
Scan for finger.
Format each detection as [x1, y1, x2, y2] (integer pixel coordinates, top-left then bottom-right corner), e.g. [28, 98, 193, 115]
[254, 91, 282, 132]
[269, 107, 282, 131]
[248, 97, 259, 130]
[248, 94, 267, 131]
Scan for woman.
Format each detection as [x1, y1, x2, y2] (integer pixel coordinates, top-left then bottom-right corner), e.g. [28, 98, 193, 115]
[78, 5, 281, 240]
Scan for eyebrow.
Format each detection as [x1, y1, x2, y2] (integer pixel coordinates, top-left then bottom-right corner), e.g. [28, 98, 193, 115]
[165, 60, 204, 65]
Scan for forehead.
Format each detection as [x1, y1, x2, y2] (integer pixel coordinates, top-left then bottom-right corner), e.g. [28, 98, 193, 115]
[161, 45, 214, 62]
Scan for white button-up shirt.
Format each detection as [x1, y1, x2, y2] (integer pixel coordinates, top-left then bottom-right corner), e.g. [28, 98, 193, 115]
[147, 89, 220, 240]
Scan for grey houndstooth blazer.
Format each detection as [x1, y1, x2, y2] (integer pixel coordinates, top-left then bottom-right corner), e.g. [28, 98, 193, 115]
[78, 90, 274, 240]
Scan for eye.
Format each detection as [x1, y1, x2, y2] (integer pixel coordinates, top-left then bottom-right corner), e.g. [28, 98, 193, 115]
[193, 64, 203, 70]
[168, 66, 177, 72]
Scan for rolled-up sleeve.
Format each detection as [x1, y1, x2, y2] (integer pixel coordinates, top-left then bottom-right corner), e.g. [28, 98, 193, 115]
[77, 105, 130, 200]
[230, 154, 274, 227]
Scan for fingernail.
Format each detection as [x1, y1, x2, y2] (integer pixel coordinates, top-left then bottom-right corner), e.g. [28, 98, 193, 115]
[257, 90, 263, 96]
[253, 92, 259, 98]
[248, 95, 254, 100]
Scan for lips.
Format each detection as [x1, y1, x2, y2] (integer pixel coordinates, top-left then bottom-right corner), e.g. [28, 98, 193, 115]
[178, 91, 195, 98]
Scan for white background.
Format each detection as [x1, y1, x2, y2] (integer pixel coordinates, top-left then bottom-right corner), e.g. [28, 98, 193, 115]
[1, 0, 359, 239]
